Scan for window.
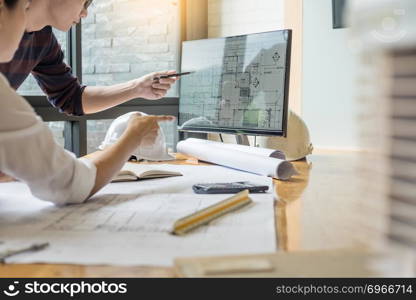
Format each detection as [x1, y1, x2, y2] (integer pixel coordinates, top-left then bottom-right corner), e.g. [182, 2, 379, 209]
[47, 122, 66, 147]
[87, 119, 112, 154]
[81, 0, 180, 95]
[17, 30, 69, 147]
[18, 29, 68, 96]
[81, 0, 181, 154]
[21, 0, 183, 157]
[87, 119, 177, 154]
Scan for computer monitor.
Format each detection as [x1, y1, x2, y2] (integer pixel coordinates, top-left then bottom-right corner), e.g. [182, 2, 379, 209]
[178, 29, 292, 137]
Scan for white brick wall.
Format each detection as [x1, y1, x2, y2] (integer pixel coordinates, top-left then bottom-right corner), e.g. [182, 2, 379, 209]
[83, 0, 180, 152]
[208, 0, 284, 38]
[82, 0, 181, 96]
[14, 1, 180, 153]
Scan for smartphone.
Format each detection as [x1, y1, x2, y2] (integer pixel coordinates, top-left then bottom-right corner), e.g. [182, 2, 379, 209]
[192, 182, 269, 194]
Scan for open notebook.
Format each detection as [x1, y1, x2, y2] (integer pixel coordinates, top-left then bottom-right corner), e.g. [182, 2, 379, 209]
[111, 163, 182, 183]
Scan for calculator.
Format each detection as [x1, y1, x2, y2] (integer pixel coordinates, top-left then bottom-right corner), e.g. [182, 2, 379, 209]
[192, 182, 269, 194]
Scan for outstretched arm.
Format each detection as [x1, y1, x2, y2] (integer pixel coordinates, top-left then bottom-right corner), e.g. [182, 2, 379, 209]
[81, 71, 179, 114]
[86, 115, 175, 196]
[0, 72, 174, 205]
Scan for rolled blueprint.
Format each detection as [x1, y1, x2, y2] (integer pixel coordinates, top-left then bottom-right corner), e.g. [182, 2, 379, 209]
[177, 139, 297, 180]
[184, 138, 286, 160]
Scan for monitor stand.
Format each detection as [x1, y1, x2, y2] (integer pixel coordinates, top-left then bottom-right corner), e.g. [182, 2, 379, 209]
[235, 134, 250, 146]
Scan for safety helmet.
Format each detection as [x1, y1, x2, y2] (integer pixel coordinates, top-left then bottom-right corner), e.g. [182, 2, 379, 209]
[99, 111, 174, 161]
[257, 110, 313, 161]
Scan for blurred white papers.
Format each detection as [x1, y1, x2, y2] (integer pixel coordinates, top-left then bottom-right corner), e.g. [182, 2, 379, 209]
[0, 165, 275, 266]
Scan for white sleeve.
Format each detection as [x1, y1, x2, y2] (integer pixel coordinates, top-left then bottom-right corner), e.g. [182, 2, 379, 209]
[0, 75, 97, 205]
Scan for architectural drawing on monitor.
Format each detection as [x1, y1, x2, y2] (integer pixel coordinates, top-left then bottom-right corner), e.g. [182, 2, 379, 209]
[180, 31, 288, 132]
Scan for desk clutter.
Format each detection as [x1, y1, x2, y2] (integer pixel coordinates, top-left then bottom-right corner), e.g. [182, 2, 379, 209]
[177, 138, 298, 180]
[0, 164, 275, 266]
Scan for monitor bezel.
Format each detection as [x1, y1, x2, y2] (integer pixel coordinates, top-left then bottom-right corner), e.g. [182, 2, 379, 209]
[178, 29, 292, 137]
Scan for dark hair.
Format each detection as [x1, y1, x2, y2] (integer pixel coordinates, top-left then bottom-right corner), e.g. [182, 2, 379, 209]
[4, 0, 19, 8]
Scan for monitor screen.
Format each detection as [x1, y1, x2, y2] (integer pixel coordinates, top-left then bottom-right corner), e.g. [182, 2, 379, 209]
[178, 29, 291, 136]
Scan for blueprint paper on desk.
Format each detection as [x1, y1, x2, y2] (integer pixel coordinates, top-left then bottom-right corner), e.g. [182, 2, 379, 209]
[0, 165, 276, 266]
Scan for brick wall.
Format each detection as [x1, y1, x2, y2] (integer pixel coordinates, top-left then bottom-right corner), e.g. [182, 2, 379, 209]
[81, 0, 181, 153]
[82, 0, 180, 95]
[17, 0, 181, 154]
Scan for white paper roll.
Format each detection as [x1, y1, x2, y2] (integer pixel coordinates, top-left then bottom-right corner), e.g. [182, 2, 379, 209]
[184, 138, 286, 160]
[177, 139, 297, 180]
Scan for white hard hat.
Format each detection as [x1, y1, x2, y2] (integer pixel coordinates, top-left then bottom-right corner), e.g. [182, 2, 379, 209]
[180, 116, 214, 129]
[258, 110, 313, 161]
[99, 111, 174, 161]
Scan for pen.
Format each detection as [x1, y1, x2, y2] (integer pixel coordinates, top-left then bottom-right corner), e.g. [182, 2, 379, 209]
[154, 72, 194, 81]
[0, 242, 50, 263]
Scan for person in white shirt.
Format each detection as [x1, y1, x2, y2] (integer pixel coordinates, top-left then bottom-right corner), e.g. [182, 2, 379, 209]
[0, 0, 175, 205]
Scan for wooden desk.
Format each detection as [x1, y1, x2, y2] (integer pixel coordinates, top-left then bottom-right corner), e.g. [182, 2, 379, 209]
[0, 151, 386, 277]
